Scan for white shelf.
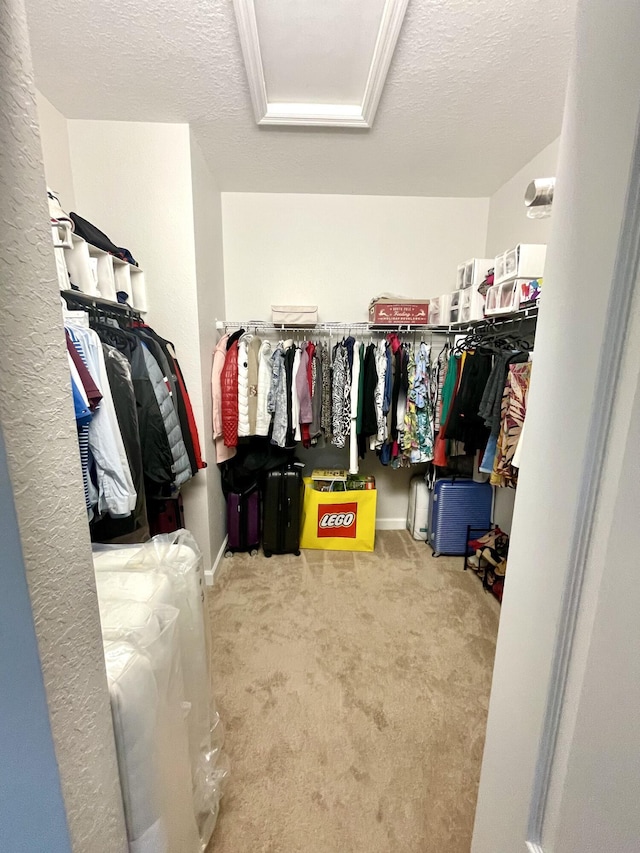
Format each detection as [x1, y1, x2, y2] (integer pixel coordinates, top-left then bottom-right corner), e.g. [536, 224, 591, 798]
[52, 230, 147, 314]
[216, 306, 539, 336]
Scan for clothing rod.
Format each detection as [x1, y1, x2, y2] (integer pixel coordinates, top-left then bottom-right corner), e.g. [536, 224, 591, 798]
[61, 289, 142, 319]
[215, 306, 538, 336]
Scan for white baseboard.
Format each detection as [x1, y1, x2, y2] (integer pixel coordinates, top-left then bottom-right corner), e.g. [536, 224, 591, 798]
[205, 535, 228, 586]
[375, 517, 407, 530]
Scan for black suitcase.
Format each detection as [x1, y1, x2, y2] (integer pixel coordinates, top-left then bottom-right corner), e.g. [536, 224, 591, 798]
[262, 467, 303, 557]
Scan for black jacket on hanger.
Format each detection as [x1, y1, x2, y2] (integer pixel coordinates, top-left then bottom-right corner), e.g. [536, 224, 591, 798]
[93, 322, 174, 487]
[131, 328, 197, 478]
[91, 344, 149, 544]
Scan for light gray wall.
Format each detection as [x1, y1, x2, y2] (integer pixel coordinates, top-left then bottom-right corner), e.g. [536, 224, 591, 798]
[472, 0, 640, 849]
[190, 132, 227, 567]
[485, 137, 560, 258]
[35, 90, 76, 209]
[0, 4, 127, 851]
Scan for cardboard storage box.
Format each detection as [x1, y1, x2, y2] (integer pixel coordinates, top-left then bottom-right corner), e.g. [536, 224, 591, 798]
[369, 298, 429, 324]
[271, 305, 318, 325]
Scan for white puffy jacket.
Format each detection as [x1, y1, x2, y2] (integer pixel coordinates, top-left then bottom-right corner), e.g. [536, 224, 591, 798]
[256, 341, 273, 436]
[237, 337, 250, 437]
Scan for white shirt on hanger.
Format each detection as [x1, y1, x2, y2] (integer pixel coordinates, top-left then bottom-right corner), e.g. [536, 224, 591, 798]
[66, 323, 137, 518]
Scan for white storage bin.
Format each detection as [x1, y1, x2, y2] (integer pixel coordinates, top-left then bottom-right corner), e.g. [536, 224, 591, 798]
[449, 290, 462, 324]
[494, 244, 547, 284]
[428, 296, 441, 325]
[439, 293, 452, 324]
[88, 246, 117, 302]
[64, 234, 99, 296]
[485, 280, 520, 316]
[130, 268, 148, 313]
[272, 305, 318, 326]
[113, 257, 132, 301]
[463, 258, 493, 289]
[456, 264, 466, 290]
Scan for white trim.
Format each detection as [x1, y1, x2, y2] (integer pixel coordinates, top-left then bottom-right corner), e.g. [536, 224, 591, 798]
[375, 517, 406, 530]
[232, 0, 268, 124]
[526, 112, 640, 851]
[205, 535, 229, 587]
[361, 0, 410, 125]
[233, 0, 409, 128]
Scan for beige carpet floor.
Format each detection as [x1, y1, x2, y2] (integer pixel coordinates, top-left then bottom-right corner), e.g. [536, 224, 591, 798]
[207, 530, 499, 853]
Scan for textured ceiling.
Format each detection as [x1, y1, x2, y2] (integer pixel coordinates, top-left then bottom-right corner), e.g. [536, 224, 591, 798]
[26, 0, 575, 196]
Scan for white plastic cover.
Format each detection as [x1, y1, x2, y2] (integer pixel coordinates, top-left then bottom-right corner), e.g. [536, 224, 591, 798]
[93, 530, 228, 850]
[102, 603, 201, 853]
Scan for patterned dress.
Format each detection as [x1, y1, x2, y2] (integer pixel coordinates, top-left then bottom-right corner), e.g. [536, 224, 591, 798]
[491, 362, 532, 488]
[331, 344, 351, 448]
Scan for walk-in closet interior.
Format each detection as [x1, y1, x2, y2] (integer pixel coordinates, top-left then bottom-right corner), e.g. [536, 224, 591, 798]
[5, 0, 640, 852]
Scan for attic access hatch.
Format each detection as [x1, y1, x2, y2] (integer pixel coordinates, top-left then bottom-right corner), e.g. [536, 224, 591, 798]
[233, 0, 409, 127]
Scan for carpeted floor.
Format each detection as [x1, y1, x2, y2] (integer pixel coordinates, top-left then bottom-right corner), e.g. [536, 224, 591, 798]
[206, 530, 499, 853]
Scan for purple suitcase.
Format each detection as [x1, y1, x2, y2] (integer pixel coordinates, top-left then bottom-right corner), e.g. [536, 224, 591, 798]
[225, 487, 260, 556]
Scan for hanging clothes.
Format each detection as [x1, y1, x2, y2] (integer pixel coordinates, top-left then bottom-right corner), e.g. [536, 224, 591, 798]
[91, 345, 149, 543]
[443, 351, 493, 456]
[360, 343, 378, 449]
[269, 346, 288, 448]
[211, 335, 236, 464]
[297, 345, 313, 448]
[308, 343, 322, 442]
[491, 362, 532, 488]
[255, 340, 273, 437]
[139, 342, 191, 488]
[66, 323, 137, 518]
[405, 342, 434, 463]
[221, 340, 240, 448]
[320, 342, 332, 441]
[331, 342, 350, 449]
[237, 335, 250, 438]
[247, 335, 261, 435]
[371, 339, 388, 451]
[349, 341, 362, 474]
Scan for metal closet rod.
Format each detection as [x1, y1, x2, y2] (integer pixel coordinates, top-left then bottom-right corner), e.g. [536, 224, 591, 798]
[215, 320, 446, 334]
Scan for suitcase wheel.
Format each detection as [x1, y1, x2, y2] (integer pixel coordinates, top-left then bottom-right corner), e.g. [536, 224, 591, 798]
[264, 551, 272, 558]
[294, 550, 301, 557]
[250, 549, 258, 557]
[432, 550, 441, 558]
[224, 549, 232, 558]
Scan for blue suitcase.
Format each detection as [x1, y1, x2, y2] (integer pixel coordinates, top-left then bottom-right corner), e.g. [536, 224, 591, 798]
[429, 478, 493, 556]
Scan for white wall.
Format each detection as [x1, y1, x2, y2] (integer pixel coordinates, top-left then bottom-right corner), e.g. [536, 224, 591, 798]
[222, 193, 490, 319]
[485, 137, 560, 258]
[67, 120, 214, 568]
[36, 90, 75, 209]
[472, 1, 640, 849]
[189, 131, 227, 568]
[222, 192, 490, 525]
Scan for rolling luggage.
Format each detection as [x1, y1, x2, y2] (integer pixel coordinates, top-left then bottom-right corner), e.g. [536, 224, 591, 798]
[262, 467, 302, 558]
[407, 475, 429, 540]
[225, 486, 260, 556]
[429, 478, 493, 556]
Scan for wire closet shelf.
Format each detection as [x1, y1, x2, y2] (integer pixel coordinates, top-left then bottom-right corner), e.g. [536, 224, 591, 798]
[215, 305, 538, 337]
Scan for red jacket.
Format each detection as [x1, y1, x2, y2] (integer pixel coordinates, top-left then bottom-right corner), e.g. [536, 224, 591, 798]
[221, 341, 239, 447]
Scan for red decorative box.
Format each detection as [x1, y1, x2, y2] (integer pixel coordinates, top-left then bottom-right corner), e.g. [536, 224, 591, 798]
[368, 299, 430, 324]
